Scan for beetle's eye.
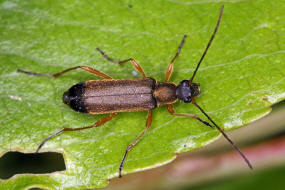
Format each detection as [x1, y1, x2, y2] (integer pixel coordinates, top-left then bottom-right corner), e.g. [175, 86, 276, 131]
[184, 96, 191, 103]
[182, 80, 189, 87]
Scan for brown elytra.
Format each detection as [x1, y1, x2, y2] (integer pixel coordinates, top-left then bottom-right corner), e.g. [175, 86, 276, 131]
[63, 78, 178, 114]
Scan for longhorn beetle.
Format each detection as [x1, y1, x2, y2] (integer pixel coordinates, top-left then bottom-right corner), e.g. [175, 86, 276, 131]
[18, 5, 252, 177]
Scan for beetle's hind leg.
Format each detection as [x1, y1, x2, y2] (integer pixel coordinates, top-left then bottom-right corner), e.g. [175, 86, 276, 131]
[96, 48, 147, 78]
[119, 110, 153, 178]
[18, 65, 112, 79]
[36, 113, 118, 153]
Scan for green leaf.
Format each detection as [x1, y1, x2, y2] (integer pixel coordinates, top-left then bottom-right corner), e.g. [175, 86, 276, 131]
[0, 0, 284, 189]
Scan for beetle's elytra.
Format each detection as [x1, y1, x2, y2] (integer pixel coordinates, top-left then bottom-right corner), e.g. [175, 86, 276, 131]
[18, 5, 252, 178]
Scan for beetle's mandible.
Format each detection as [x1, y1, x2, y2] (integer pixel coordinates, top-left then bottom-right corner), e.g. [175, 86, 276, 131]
[18, 5, 253, 178]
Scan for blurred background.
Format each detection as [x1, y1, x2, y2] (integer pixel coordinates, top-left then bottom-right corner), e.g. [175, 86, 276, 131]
[1, 99, 284, 190]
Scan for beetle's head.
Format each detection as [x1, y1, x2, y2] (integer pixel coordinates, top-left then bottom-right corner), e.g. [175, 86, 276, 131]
[176, 80, 200, 103]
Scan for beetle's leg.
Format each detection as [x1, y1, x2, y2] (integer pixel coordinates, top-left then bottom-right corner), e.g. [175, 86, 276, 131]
[36, 113, 118, 153]
[18, 66, 112, 79]
[96, 48, 146, 78]
[166, 104, 213, 128]
[165, 35, 187, 82]
[119, 110, 153, 178]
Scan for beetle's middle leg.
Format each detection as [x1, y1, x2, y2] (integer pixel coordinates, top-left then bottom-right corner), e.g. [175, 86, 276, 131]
[96, 48, 146, 78]
[165, 35, 187, 82]
[119, 110, 153, 178]
[36, 113, 118, 153]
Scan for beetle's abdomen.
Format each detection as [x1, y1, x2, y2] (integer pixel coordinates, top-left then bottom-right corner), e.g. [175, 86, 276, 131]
[63, 78, 157, 114]
[63, 82, 87, 113]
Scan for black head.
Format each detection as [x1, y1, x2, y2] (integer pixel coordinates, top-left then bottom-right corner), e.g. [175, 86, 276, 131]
[176, 80, 200, 103]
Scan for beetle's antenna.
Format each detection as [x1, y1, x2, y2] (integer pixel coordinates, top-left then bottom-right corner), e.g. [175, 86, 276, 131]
[191, 97, 253, 169]
[189, 5, 224, 85]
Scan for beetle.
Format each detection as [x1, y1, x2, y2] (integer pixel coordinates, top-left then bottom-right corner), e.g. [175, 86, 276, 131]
[18, 5, 252, 178]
